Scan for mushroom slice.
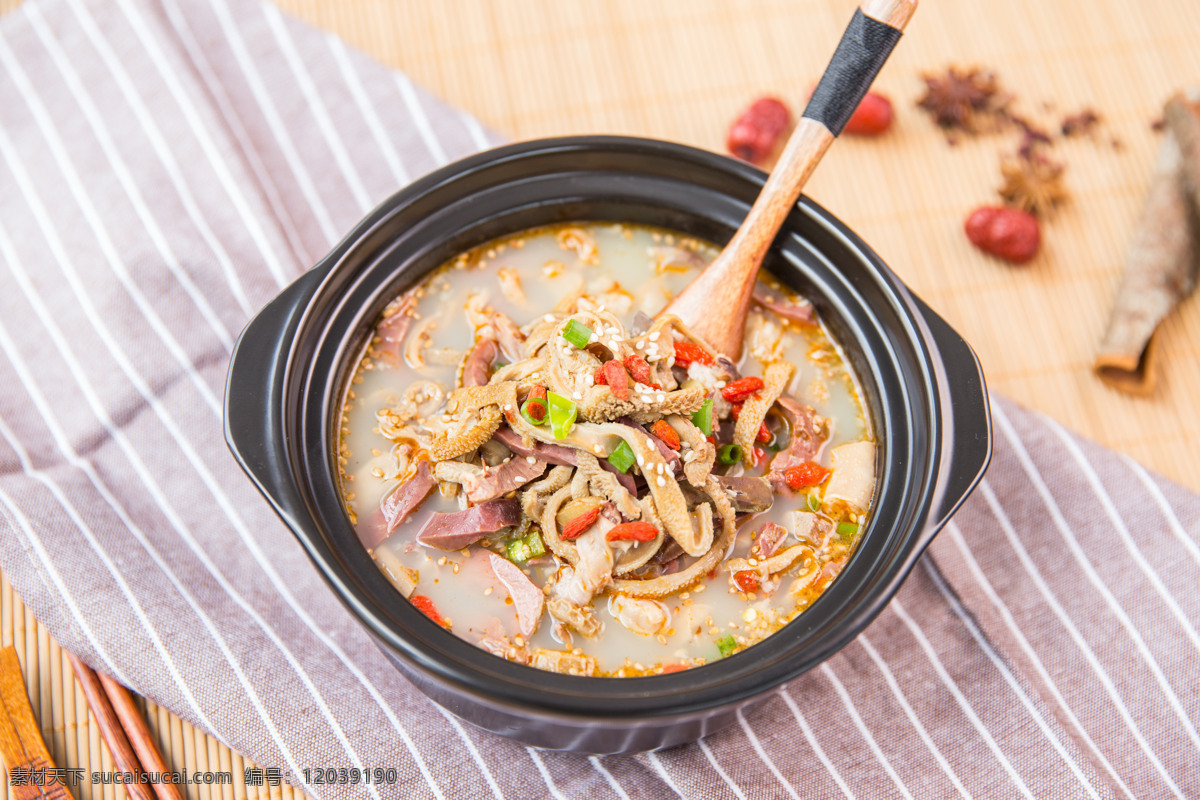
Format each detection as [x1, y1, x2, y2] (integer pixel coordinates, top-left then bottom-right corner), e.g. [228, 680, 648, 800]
[608, 594, 670, 636]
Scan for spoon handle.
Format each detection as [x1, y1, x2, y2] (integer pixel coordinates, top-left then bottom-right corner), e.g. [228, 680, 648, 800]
[664, 0, 917, 358]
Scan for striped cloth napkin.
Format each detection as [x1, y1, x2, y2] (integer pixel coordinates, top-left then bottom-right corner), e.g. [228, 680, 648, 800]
[0, 0, 1195, 798]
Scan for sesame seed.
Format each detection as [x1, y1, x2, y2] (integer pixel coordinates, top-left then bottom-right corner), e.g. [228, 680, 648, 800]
[657, 476, 666, 487]
[649, 332, 660, 342]
[636, 455, 645, 466]
[526, 456, 537, 464]
[544, 314, 555, 322]
[573, 391, 583, 400]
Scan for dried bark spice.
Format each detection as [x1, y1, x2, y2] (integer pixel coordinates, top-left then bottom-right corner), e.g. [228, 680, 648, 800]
[1096, 89, 1200, 394]
[916, 66, 1011, 133]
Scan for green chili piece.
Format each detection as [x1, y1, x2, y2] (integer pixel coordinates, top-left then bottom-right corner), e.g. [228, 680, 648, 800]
[717, 443, 742, 465]
[524, 529, 546, 559]
[506, 539, 531, 564]
[562, 319, 594, 349]
[606, 440, 636, 473]
[520, 398, 547, 426]
[716, 634, 738, 658]
[690, 398, 713, 436]
[547, 391, 577, 439]
[836, 521, 860, 541]
[807, 493, 821, 513]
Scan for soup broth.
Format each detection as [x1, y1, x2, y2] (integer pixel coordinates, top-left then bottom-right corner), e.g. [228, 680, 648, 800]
[337, 222, 875, 677]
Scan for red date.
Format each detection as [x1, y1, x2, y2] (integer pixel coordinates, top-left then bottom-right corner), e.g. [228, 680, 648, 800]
[845, 91, 894, 136]
[965, 206, 1040, 264]
[727, 97, 791, 165]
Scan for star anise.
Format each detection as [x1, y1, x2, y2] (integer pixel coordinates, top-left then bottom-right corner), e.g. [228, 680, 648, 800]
[1061, 109, 1101, 137]
[999, 149, 1068, 216]
[917, 67, 1011, 133]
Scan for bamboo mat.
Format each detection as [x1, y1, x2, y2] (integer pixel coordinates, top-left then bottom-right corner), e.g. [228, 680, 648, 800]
[2, 1, 1199, 798]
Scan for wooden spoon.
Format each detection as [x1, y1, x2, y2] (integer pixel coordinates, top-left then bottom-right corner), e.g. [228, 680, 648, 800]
[662, 0, 918, 358]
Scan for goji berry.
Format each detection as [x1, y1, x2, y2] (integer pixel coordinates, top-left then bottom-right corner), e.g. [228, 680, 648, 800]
[623, 354, 654, 385]
[673, 341, 713, 368]
[650, 420, 681, 451]
[410, 595, 450, 628]
[721, 376, 764, 402]
[783, 461, 831, 489]
[756, 422, 772, 444]
[727, 97, 791, 165]
[733, 570, 761, 593]
[661, 662, 690, 674]
[602, 359, 631, 400]
[845, 91, 894, 135]
[593, 365, 608, 384]
[964, 206, 1040, 264]
[606, 521, 659, 542]
[561, 505, 602, 541]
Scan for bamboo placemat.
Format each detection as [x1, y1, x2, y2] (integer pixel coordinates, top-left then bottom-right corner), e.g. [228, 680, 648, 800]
[2, 1, 1199, 798]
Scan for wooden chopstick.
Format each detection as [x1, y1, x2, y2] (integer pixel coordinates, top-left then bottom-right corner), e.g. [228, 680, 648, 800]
[65, 652, 156, 800]
[67, 653, 187, 800]
[0, 646, 74, 800]
[96, 672, 183, 800]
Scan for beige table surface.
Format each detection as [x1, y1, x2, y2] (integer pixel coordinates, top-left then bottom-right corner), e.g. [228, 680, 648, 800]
[3, 1, 1199, 798]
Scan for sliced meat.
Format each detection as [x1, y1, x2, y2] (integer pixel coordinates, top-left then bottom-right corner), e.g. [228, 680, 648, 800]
[768, 396, 828, 484]
[752, 286, 815, 324]
[375, 290, 417, 361]
[754, 521, 789, 559]
[493, 426, 577, 467]
[416, 498, 521, 550]
[461, 337, 498, 387]
[435, 457, 547, 504]
[366, 461, 435, 548]
[489, 553, 545, 638]
[681, 476, 772, 514]
[718, 476, 774, 513]
[597, 457, 638, 495]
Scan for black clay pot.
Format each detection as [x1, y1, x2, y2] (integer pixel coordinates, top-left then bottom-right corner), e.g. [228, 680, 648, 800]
[224, 136, 991, 754]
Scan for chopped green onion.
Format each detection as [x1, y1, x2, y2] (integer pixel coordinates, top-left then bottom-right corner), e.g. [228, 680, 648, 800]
[716, 634, 738, 658]
[547, 392, 577, 439]
[520, 398, 547, 426]
[717, 443, 742, 465]
[506, 539, 532, 564]
[607, 440, 636, 473]
[562, 319, 594, 349]
[836, 521, 860, 541]
[807, 493, 821, 513]
[494, 362, 509, 369]
[524, 529, 546, 559]
[690, 398, 713, 436]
